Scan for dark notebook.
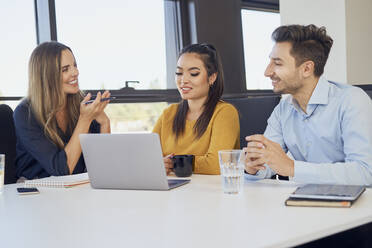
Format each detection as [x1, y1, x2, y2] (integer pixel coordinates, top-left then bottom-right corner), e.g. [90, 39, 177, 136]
[285, 184, 366, 208]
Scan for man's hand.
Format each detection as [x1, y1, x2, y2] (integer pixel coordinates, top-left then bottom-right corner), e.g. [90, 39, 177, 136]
[245, 135, 294, 177]
[243, 142, 266, 175]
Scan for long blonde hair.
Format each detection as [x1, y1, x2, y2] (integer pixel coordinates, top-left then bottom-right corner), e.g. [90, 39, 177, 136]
[28, 41, 82, 148]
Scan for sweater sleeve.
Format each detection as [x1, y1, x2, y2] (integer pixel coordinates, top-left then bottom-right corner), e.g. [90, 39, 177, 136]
[194, 104, 240, 175]
[14, 104, 69, 177]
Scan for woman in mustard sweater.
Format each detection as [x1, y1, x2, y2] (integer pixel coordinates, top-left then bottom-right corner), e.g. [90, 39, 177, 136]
[153, 43, 240, 175]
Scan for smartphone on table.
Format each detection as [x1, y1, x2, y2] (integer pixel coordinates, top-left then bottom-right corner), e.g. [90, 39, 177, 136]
[17, 187, 39, 195]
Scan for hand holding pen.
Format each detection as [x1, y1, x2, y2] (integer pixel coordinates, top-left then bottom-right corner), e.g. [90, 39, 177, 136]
[84, 96, 116, 104]
[80, 91, 112, 121]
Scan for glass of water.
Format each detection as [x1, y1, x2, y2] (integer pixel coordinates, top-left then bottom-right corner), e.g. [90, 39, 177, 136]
[218, 150, 245, 194]
[0, 154, 4, 193]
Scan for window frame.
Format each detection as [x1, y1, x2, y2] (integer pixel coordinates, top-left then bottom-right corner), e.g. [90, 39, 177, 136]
[1, 0, 281, 104]
[241, 0, 279, 12]
[240, 1, 280, 91]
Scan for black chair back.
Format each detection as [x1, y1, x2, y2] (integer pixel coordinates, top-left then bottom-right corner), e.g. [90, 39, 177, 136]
[354, 84, 372, 99]
[0, 104, 18, 184]
[225, 96, 281, 148]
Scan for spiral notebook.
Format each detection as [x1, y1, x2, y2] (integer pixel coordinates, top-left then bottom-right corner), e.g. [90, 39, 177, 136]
[24, 173, 90, 188]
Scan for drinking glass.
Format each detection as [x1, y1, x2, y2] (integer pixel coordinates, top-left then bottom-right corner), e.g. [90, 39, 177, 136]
[218, 150, 244, 194]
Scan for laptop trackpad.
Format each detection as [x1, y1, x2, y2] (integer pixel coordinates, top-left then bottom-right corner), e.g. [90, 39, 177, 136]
[168, 179, 190, 189]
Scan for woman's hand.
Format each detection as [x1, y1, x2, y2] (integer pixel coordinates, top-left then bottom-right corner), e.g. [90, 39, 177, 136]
[163, 154, 174, 175]
[80, 91, 111, 123]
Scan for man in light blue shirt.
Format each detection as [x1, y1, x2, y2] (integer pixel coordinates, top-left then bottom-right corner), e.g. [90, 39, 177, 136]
[244, 24, 372, 186]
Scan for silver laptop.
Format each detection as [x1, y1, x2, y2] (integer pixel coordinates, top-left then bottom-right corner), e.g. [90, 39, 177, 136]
[79, 133, 190, 190]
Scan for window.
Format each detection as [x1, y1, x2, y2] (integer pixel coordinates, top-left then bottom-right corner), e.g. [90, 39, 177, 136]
[55, 0, 167, 91]
[106, 102, 168, 133]
[241, 9, 280, 89]
[0, 1, 36, 98]
[55, 0, 171, 133]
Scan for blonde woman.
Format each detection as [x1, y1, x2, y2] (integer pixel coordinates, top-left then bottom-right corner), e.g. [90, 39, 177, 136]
[14, 41, 111, 179]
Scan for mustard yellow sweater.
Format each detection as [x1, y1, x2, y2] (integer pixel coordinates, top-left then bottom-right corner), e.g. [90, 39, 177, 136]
[153, 101, 240, 175]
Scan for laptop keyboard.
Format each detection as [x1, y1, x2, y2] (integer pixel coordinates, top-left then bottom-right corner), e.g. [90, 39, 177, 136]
[168, 179, 190, 188]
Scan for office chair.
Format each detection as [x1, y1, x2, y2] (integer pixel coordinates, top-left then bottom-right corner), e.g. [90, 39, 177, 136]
[224, 95, 281, 148]
[354, 84, 372, 99]
[0, 104, 18, 184]
[225, 95, 288, 180]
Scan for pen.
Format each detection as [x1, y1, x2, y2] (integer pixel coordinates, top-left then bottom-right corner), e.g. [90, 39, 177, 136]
[84, 97, 116, 105]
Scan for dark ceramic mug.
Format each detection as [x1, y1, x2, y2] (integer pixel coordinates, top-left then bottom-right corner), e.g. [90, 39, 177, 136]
[172, 155, 194, 177]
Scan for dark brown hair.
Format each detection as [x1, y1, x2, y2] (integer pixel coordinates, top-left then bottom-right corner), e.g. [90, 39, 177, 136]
[172, 43, 224, 139]
[272, 24, 333, 77]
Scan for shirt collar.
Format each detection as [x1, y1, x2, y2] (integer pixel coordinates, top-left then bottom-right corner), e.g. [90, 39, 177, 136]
[289, 77, 330, 106]
[289, 77, 330, 117]
[307, 76, 330, 105]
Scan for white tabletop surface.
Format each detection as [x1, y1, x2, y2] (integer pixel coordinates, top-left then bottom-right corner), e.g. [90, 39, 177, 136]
[1, 175, 372, 248]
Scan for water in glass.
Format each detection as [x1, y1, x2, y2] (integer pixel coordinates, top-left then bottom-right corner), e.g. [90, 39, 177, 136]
[219, 150, 244, 194]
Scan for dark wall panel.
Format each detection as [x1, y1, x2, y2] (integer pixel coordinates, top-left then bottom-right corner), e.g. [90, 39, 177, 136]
[188, 0, 247, 94]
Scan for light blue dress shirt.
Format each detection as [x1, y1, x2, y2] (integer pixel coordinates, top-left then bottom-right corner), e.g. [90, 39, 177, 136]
[245, 77, 372, 185]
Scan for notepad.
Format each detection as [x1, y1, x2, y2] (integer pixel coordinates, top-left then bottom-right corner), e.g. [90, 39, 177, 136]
[285, 184, 366, 208]
[24, 173, 90, 188]
[285, 198, 353, 208]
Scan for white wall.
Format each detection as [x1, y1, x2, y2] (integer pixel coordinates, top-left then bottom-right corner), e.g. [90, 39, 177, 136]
[345, 0, 372, 85]
[280, 0, 348, 83]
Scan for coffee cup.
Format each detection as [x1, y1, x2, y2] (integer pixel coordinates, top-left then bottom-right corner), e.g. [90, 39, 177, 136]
[172, 155, 194, 177]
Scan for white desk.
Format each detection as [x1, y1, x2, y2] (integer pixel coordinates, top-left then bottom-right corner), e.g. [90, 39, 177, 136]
[1, 175, 371, 248]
